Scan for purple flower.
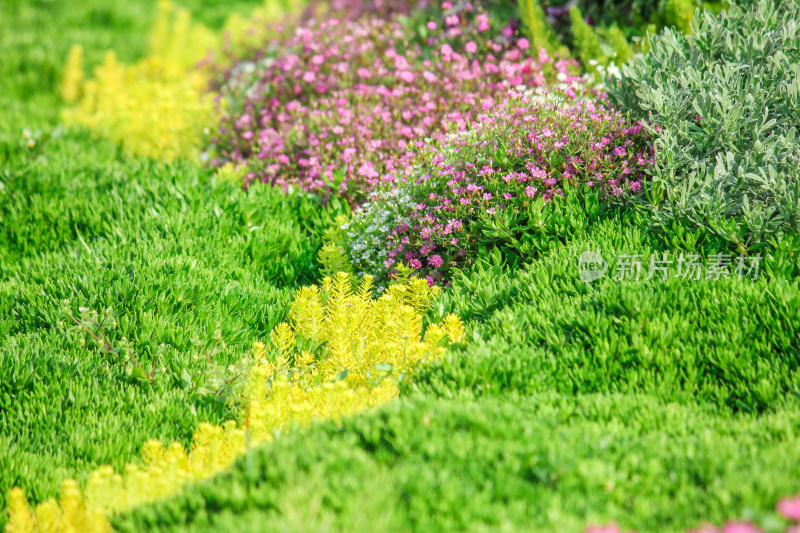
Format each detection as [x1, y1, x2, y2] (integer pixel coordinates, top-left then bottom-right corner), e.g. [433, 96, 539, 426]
[428, 255, 443, 268]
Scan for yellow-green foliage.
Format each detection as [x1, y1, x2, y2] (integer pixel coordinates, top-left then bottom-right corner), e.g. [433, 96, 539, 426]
[317, 243, 353, 278]
[517, 0, 561, 55]
[61, 0, 218, 161]
[219, 0, 300, 61]
[569, 6, 606, 67]
[606, 25, 634, 63]
[662, 0, 696, 34]
[5, 483, 110, 533]
[214, 161, 247, 182]
[60, 0, 301, 161]
[5, 273, 463, 533]
[318, 215, 355, 278]
[59, 45, 84, 104]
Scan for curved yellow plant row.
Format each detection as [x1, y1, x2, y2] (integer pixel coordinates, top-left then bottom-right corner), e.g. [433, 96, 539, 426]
[5, 273, 464, 532]
[59, 0, 302, 161]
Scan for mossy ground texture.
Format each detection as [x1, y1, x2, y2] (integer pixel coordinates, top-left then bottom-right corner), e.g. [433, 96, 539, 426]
[1, 1, 799, 532]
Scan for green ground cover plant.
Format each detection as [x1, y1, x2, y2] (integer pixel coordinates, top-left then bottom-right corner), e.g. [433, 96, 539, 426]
[0, 0, 344, 519]
[113, 192, 800, 532]
[2, 0, 799, 532]
[0, 133, 347, 520]
[114, 394, 800, 533]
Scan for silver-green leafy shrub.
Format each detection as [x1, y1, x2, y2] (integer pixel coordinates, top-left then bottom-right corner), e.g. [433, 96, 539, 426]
[608, 0, 800, 247]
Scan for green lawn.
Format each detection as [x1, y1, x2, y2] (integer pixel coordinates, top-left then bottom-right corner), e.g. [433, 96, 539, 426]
[1, 1, 799, 532]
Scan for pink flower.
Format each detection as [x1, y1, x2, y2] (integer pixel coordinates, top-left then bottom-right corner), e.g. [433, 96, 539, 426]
[428, 255, 443, 268]
[427, 21, 438, 30]
[398, 70, 415, 83]
[465, 41, 478, 54]
[441, 43, 453, 57]
[778, 495, 800, 522]
[538, 47, 550, 64]
[394, 56, 410, 70]
[357, 162, 379, 178]
[302, 71, 316, 83]
[235, 113, 253, 130]
[525, 186, 537, 198]
[585, 525, 621, 533]
[441, 1, 452, 9]
[517, 38, 530, 50]
[409, 259, 422, 269]
[476, 13, 490, 32]
[721, 522, 763, 533]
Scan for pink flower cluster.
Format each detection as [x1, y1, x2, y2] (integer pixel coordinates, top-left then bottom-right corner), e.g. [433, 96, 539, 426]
[326, 0, 431, 20]
[585, 493, 800, 533]
[208, 4, 587, 201]
[371, 95, 653, 284]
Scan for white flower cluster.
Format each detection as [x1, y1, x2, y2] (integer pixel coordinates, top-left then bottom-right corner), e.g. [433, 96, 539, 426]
[343, 185, 417, 289]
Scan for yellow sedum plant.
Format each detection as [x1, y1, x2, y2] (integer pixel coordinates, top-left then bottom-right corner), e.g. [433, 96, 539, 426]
[5, 273, 463, 532]
[59, 0, 301, 161]
[60, 0, 217, 161]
